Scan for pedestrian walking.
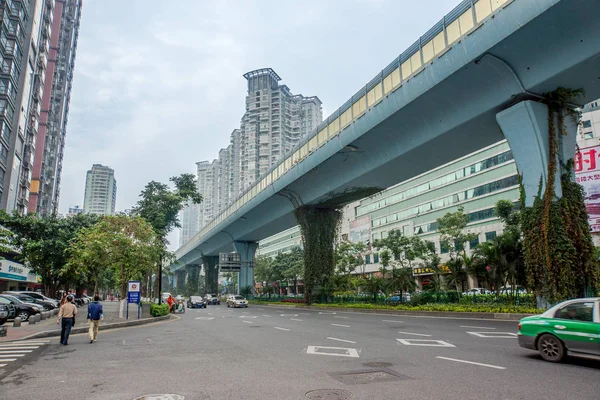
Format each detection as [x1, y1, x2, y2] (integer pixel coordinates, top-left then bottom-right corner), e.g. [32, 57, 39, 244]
[87, 295, 103, 343]
[57, 295, 77, 345]
[59, 293, 67, 306]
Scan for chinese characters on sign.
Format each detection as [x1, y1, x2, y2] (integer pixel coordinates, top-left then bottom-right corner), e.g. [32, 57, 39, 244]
[575, 145, 600, 233]
[127, 280, 141, 304]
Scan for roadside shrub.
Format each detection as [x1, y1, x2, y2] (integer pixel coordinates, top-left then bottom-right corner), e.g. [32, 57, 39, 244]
[281, 298, 304, 303]
[150, 303, 169, 317]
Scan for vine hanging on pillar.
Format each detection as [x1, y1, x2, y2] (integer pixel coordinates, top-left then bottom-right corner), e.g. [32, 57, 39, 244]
[295, 206, 342, 305]
[520, 88, 599, 303]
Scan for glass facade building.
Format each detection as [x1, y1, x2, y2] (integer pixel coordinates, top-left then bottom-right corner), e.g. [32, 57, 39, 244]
[258, 140, 520, 287]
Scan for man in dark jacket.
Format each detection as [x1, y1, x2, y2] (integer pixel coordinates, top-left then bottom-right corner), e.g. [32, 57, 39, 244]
[87, 295, 104, 344]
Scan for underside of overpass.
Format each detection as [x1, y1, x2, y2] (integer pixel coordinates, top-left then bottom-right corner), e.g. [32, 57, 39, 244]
[172, 0, 600, 292]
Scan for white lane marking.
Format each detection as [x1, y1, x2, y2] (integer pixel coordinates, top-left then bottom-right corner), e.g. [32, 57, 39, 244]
[2, 341, 48, 345]
[0, 358, 17, 362]
[459, 325, 496, 330]
[261, 315, 272, 317]
[0, 364, 6, 367]
[290, 318, 303, 321]
[242, 311, 249, 314]
[307, 346, 359, 358]
[243, 320, 253, 324]
[396, 339, 455, 347]
[334, 316, 349, 319]
[436, 356, 506, 370]
[0, 350, 32, 353]
[382, 320, 404, 323]
[194, 317, 215, 320]
[0, 347, 39, 350]
[331, 323, 350, 328]
[274, 327, 290, 331]
[239, 315, 258, 319]
[207, 313, 213, 316]
[397, 331, 432, 337]
[319, 312, 336, 315]
[327, 337, 357, 344]
[280, 314, 299, 317]
[467, 332, 517, 338]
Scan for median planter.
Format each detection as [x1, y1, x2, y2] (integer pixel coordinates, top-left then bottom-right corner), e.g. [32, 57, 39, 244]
[253, 303, 537, 321]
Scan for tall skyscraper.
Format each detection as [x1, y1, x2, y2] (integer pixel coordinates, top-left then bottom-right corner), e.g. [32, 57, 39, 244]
[83, 164, 116, 215]
[179, 200, 199, 247]
[239, 68, 322, 191]
[0, 0, 55, 213]
[180, 69, 322, 243]
[29, 0, 82, 215]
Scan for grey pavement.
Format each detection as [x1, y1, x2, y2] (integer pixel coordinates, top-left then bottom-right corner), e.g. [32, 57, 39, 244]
[0, 304, 598, 400]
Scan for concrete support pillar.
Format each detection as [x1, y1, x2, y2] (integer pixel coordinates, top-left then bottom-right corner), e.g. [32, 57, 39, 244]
[203, 256, 219, 295]
[176, 269, 187, 293]
[497, 100, 577, 206]
[233, 241, 258, 294]
[185, 264, 201, 295]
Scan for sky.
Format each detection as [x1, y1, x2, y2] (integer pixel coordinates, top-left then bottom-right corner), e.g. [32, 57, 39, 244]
[60, 0, 460, 248]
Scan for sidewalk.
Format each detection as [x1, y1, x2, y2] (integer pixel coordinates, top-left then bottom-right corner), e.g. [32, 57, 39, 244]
[0, 301, 157, 342]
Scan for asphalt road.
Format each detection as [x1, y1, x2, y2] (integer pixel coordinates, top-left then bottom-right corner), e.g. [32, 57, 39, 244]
[1, 304, 598, 400]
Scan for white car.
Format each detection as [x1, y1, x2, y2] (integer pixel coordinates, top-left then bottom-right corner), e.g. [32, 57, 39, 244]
[462, 288, 490, 295]
[227, 295, 248, 308]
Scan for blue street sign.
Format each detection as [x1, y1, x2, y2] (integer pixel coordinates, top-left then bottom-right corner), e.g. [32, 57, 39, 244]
[127, 291, 140, 303]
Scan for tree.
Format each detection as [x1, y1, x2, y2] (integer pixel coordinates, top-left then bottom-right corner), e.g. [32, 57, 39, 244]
[131, 174, 202, 302]
[0, 212, 100, 296]
[362, 275, 385, 302]
[334, 241, 366, 292]
[437, 207, 477, 293]
[66, 215, 162, 298]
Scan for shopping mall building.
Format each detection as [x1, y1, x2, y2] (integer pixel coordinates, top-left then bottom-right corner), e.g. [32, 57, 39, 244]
[0, 256, 42, 292]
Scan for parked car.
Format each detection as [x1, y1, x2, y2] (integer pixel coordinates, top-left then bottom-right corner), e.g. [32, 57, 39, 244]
[205, 294, 220, 305]
[187, 296, 207, 309]
[518, 297, 600, 362]
[0, 297, 15, 322]
[500, 285, 527, 295]
[0, 304, 9, 325]
[462, 288, 491, 295]
[0, 294, 41, 321]
[5, 291, 59, 307]
[227, 295, 248, 308]
[4, 292, 56, 310]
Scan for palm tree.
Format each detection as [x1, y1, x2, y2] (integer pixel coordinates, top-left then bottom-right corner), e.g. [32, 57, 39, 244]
[390, 267, 416, 303]
[362, 275, 384, 303]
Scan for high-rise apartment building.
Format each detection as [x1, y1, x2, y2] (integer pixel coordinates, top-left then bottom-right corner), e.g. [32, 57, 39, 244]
[83, 164, 116, 215]
[67, 204, 82, 216]
[180, 69, 322, 244]
[239, 68, 322, 191]
[29, 0, 82, 215]
[179, 200, 199, 247]
[0, 0, 55, 214]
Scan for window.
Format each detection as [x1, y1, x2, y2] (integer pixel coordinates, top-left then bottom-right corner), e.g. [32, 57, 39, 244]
[584, 132, 593, 139]
[373, 253, 379, 264]
[454, 240, 464, 252]
[554, 302, 594, 322]
[365, 254, 371, 264]
[582, 120, 592, 128]
[440, 242, 450, 254]
[469, 236, 480, 249]
[485, 231, 497, 241]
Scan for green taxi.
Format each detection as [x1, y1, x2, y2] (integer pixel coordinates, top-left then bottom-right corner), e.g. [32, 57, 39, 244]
[518, 297, 599, 362]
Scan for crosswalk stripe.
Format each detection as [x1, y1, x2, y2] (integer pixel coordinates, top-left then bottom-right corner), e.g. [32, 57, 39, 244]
[0, 358, 17, 362]
[0, 350, 32, 353]
[0, 347, 39, 350]
[0, 364, 6, 367]
[0, 354, 25, 357]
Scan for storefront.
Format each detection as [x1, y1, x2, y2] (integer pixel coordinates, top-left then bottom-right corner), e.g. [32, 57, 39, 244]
[0, 259, 42, 292]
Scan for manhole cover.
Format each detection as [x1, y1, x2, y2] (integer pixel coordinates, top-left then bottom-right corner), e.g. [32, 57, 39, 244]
[305, 389, 353, 399]
[329, 369, 409, 385]
[363, 362, 393, 368]
[134, 395, 184, 400]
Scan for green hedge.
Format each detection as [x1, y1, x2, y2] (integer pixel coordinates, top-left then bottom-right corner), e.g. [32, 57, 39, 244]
[248, 300, 540, 314]
[150, 303, 170, 317]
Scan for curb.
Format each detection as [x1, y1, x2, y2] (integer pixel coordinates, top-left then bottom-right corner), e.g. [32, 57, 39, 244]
[1, 314, 175, 342]
[254, 304, 533, 321]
